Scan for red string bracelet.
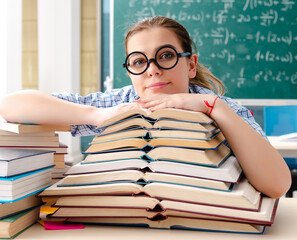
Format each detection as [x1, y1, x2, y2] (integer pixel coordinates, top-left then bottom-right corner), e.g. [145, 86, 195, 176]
[204, 96, 219, 115]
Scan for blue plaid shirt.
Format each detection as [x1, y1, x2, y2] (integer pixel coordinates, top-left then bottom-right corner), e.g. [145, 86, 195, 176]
[52, 84, 266, 138]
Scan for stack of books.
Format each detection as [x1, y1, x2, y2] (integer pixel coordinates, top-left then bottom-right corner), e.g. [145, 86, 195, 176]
[38, 109, 278, 234]
[0, 122, 70, 238]
[0, 122, 70, 184]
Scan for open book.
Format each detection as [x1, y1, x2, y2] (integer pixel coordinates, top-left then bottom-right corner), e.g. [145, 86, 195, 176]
[52, 196, 277, 225]
[65, 215, 266, 234]
[57, 170, 232, 191]
[96, 108, 216, 135]
[83, 143, 231, 168]
[39, 178, 260, 211]
[86, 132, 226, 153]
[64, 156, 242, 183]
[94, 128, 220, 143]
[99, 108, 214, 129]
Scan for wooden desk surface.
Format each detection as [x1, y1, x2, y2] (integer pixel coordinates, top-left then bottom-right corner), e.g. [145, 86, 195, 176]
[16, 198, 297, 240]
[268, 136, 297, 158]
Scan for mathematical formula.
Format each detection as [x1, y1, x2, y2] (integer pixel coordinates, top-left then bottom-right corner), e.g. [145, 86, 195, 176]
[117, 0, 297, 93]
[129, 0, 295, 12]
[221, 69, 297, 88]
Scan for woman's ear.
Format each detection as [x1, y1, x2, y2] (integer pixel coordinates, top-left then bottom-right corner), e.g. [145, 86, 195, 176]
[188, 54, 198, 79]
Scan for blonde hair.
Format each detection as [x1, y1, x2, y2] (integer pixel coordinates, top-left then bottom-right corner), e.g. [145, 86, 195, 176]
[125, 16, 224, 95]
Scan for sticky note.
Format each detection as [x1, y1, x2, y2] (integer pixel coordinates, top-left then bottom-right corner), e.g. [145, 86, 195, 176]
[44, 221, 85, 230]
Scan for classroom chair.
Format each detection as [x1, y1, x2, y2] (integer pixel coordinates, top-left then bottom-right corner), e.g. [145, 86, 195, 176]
[264, 105, 297, 197]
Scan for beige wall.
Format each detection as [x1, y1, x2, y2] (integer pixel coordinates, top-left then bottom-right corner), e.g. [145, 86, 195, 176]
[21, 0, 99, 95]
[22, 0, 38, 90]
[81, 0, 98, 96]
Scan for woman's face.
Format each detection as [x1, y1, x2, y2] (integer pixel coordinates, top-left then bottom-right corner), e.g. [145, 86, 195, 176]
[126, 27, 197, 99]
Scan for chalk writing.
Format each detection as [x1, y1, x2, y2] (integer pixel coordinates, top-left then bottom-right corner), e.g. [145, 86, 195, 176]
[114, 0, 297, 98]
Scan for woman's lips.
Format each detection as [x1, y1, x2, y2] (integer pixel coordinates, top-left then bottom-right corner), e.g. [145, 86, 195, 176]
[147, 82, 169, 90]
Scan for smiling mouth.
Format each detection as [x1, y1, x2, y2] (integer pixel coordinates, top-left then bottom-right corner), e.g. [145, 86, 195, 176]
[147, 82, 169, 90]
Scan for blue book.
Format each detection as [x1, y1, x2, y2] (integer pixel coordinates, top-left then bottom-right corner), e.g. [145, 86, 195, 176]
[0, 148, 54, 177]
[0, 166, 54, 203]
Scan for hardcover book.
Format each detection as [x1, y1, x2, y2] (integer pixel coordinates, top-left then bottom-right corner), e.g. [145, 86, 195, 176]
[0, 122, 70, 134]
[64, 156, 242, 183]
[85, 132, 226, 153]
[0, 167, 53, 203]
[58, 170, 232, 191]
[83, 143, 231, 167]
[66, 215, 265, 234]
[39, 178, 260, 211]
[51, 196, 277, 225]
[0, 207, 40, 239]
[0, 149, 54, 177]
[99, 108, 214, 129]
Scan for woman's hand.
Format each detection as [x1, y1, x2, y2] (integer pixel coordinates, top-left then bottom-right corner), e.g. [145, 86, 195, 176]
[135, 93, 217, 115]
[93, 102, 140, 127]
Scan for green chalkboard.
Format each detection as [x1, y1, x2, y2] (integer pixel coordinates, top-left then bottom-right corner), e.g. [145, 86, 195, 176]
[111, 0, 297, 99]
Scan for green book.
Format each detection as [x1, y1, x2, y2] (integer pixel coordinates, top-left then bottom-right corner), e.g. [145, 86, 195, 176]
[0, 207, 39, 239]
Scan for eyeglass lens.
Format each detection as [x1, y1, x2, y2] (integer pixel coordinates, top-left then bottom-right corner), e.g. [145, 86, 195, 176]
[126, 46, 179, 75]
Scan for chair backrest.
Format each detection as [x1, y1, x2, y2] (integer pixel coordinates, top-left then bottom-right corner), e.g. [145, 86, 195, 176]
[264, 105, 297, 136]
[264, 105, 297, 170]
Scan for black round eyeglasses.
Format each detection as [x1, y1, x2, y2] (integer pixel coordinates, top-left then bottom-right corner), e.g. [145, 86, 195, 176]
[123, 45, 191, 75]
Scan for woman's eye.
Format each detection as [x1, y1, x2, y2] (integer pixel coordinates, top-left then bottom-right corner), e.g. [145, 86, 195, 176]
[132, 59, 146, 67]
[159, 51, 174, 60]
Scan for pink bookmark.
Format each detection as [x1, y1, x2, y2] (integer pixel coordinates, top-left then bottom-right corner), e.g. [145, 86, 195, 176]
[44, 221, 85, 230]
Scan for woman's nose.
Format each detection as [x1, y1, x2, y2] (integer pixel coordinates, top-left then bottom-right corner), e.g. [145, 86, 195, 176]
[146, 59, 161, 76]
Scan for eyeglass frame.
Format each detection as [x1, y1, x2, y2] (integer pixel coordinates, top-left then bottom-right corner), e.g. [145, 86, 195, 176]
[122, 45, 191, 75]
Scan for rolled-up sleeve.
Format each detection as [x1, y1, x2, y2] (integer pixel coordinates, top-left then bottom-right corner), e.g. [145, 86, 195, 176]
[190, 85, 267, 140]
[220, 96, 267, 140]
[51, 86, 137, 137]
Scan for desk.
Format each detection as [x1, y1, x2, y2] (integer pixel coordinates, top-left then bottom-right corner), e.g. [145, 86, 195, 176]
[268, 136, 297, 158]
[15, 198, 297, 240]
[268, 136, 297, 197]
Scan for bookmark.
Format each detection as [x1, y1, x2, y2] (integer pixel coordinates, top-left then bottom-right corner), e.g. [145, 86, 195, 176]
[44, 221, 85, 230]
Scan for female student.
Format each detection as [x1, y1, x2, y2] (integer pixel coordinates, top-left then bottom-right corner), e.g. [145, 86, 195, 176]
[0, 16, 291, 198]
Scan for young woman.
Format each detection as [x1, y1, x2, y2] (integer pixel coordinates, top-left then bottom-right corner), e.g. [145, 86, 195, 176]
[0, 16, 291, 198]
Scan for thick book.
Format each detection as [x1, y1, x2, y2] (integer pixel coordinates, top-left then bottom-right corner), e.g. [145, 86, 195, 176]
[0, 207, 40, 239]
[53, 154, 66, 169]
[64, 156, 242, 183]
[0, 148, 54, 177]
[93, 127, 220, 143]
[0, 131, 56, 136]
[99, 108, 214, 129]
[102, 118, 218, 135]
[0, 134, 59, 143]
[66, 215, 265, 234]
[0, 142, 68, 154]
[85, 132, 226, 153]
[0, 122, 70, 134]
[51, 166, 71, 179]
[39, 178, 260, 211]
[0, 194, 42, 219]
[0, 167, 53, 203]
[0, 139, 60, 147]
[57, 170, 232, 191]
[83, 143, 231, 168]
[52, 196, 277, 225]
